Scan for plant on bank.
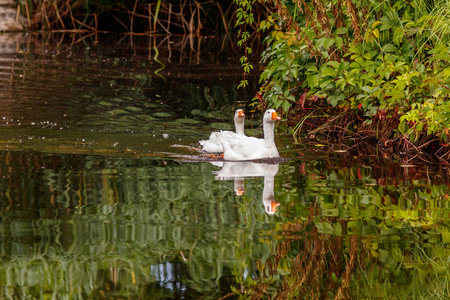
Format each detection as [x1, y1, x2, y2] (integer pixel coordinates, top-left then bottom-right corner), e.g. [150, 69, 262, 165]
[234, 0, 255, 89]
[257, 0, 450, 144]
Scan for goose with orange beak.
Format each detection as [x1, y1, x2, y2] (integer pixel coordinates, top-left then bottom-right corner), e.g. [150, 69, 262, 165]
[221, 109, 281, 161]
[200, 109, 246, 153]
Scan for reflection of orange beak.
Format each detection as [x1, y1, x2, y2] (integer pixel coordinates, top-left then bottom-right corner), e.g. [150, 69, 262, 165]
[238, 110, 245, 118]
[271, 201, 280, 212]
[271, 112, 281, 121]
[236, 189, 245, 196]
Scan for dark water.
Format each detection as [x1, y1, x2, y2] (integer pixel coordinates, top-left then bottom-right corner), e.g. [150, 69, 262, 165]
[0, 33, 448, 299]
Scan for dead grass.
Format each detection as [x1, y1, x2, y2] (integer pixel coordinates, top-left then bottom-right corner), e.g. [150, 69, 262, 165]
[19, 0, 271, 35]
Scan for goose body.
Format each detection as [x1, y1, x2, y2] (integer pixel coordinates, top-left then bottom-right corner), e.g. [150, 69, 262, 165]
[222, 109, 280, 161]
[199, 109, 245, 152]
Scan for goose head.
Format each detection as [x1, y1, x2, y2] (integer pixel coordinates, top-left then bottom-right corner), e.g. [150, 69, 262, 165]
[234, 109, 245, 125]
[263, 109, 281, 123]
[236, 109, 245, 119]
[234, 109, 245, 134]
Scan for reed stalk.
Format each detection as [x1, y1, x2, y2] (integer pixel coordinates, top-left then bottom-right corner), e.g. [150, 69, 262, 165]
[19, 0, 269, 35]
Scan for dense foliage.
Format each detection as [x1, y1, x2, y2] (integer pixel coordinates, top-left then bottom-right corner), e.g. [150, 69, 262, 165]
[255, 0, 450, 154]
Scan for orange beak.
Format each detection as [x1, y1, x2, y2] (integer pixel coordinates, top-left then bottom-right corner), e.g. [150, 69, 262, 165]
[271, 201, 280, 212]
[271, 111, 281, 121]
[236, 189, 245, 196]
[238, 110, 245, 118]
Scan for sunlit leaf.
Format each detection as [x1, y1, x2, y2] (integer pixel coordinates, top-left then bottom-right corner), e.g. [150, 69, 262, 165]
[336, 27, 348, 34]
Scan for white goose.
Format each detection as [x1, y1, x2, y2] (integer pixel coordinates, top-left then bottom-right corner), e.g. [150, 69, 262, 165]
[221, 109, 281, 161]
[199, 109, 245, 152]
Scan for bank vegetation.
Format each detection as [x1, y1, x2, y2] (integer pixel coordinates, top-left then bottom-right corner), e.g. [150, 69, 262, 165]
[250, 0, 450, 163]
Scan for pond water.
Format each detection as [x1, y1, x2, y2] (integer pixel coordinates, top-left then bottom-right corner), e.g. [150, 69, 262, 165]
[0, 33, 448, 299]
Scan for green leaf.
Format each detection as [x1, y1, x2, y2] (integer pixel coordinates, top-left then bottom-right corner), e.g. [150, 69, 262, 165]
[259, 20, 266, 29]
[398, 121, 408, 134]
[415, 122, 424, 132]
[327, 61, 340, 69]
[281, 100, 291, 113]
[307, 75, 319, 88]
[331, 272, 339, 283]
[393, 27, 404, 46]
[276, 31, 285, 40]
[409, 131, 417, 143]
[322, 67, 337, 76]
[315, 37, 326, 48]
[290, 68, 298, 79]
[323, 38, 335, 50]
[329, 95, 340, 107]
[336, 27, 348, 35]
[320, 79, 334, 89]
[338, 62, 348, 74]
[382, 44, 398, 53]
[272, 95, 281, 109]
[307, 65, 318, 72]
[361, 86, 372, 93]
[363, 53, 372, 59]
[337, 78, 347, 90]
[443, 67, 450, 79]
[371, 21, 381, 28]
[335, 36, 343, 49]
[260, 70, 270, 82]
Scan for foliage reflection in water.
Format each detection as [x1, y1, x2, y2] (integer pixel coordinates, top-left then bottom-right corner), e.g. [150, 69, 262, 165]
[234, 161, 450, 299]
[0, 33, 448, 299]
[0, 151, 285, 299]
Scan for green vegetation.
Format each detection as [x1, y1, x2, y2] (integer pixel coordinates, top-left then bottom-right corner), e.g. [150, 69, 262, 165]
[253, 0, 450, 159]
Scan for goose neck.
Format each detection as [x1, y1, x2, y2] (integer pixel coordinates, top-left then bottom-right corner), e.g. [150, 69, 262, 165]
[235, 119, 245, 135]
[263, 121, 275, 146]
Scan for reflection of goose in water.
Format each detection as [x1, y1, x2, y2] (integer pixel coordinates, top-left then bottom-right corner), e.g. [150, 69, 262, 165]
[262, 174, 280, 215]
[214, 161, 280, 215]
[199, 109, 245, 153]
[214, 161, 279, 179]
[210, 161, 245, 196]
[234, 177, 245, 196]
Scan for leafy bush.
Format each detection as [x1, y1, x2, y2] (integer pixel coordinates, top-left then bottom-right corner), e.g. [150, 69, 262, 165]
[255, 0, 450, 144]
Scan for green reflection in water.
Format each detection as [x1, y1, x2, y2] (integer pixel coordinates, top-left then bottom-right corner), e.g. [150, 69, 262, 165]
[233, 162, 450, 299]
[0, 151, 284, 299]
